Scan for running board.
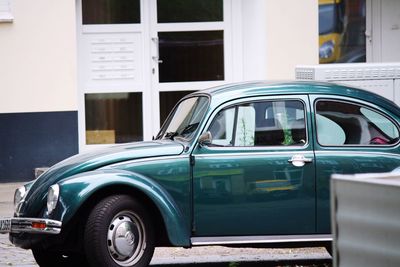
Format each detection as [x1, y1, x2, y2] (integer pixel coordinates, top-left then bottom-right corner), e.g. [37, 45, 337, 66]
[191, 234, 332, 246]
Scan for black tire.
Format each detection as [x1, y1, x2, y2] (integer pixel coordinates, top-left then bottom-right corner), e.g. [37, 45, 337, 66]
[32, 248, 87, 267]
[84, 195, 155, 267]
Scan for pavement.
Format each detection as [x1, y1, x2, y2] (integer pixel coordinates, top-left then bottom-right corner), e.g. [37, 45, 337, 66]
[0, 183, 332, 267]
[0, 183, 20, 218]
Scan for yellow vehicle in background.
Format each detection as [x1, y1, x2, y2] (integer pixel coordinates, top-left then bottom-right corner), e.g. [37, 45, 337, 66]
[319, 0, 345, 63]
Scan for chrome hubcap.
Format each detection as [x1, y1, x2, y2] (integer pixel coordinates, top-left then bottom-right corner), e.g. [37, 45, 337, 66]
[107, 211, 146, 266]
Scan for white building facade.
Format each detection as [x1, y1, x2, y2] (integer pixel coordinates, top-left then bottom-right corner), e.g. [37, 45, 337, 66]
[0, 0, 399, 181]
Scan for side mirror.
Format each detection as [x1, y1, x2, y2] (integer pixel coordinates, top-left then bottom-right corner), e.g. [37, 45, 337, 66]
[198, 131, 212, 147]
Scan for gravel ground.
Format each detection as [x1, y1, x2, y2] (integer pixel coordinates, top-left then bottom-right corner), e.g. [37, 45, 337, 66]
[0, 232, 331, 267]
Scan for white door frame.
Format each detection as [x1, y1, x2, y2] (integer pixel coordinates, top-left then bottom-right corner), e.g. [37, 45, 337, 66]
[148, 0, 237, 136]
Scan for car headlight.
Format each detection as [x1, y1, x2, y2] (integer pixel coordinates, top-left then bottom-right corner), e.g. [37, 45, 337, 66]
[319, 40, 335, 59]
[47, 184, 60, 215]
[14, 186, 27, 212]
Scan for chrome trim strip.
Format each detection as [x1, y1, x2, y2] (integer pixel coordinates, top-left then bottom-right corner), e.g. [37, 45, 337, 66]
[199, 145, 309, 152]
[106, 155, 189, 168]
[0, 217, 62, 235]
[195, 151, 314, 159]
[315, 150, 400, 158]
[194, 150, 400, 160]
[191, 235, 332, 246]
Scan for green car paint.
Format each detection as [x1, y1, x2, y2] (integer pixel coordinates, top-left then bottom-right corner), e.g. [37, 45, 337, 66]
[19, 141, 184, 218]
[11, 81, 400, 251]
[191, 94, 317, 236]
[56, 169, 191, 246]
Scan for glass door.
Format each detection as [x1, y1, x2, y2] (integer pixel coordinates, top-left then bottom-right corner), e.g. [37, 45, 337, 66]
[77, 0, 234, 150]
[149, 0, 233, 131]
[77, 0, 152, 151]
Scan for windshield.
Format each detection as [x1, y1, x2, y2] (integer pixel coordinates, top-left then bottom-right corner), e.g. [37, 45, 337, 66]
[157, 96, 209, 141]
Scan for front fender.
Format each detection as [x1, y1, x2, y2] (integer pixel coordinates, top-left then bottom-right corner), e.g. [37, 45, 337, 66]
[55, 169, 190, 246]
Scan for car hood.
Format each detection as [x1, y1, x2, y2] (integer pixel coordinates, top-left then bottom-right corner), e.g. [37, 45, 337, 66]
[20, 140, 185, 216]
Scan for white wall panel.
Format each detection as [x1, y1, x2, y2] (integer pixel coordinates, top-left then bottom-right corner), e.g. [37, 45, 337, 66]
[0, 0, 77, 113]
[264, 0, 318, 79]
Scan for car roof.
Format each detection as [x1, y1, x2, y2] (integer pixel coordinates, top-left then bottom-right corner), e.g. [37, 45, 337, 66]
[189, 81, 400, 116]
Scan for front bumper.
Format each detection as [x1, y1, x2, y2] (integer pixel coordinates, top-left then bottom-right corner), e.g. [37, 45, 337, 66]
[0, 217, 61, 235]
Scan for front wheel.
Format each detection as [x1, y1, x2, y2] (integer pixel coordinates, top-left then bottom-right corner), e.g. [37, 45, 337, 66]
[84, 195, 155, 267]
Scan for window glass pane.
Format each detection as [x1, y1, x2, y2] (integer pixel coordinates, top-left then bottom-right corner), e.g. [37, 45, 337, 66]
[159, 96, 209, 141]
[316, 114, 346, 145]
[208, 100, 306, 147]
[158, 31, 224, 83]
[254, 101, 306, 146]
[82, 0, 140, 24]
[85, 92, 143, 144]
[360, 108, 399, 140]
[159, 91, 196, 126]
[208, 107, 235, 146]
[319, 0, 366, 63]
[316, 101, 399, 146]
[157, 0, 223, 23]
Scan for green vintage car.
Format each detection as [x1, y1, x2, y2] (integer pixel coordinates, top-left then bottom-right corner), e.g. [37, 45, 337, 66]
[2, 81, 400, 267]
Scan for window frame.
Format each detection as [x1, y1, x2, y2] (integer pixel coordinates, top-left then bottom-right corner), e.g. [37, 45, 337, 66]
[205, 98, 309, 149]
[314, 98, 400, 148]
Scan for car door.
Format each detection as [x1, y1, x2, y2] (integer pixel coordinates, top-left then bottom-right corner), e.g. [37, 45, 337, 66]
[191, 95, 317, 238]
[310, 95, 400, 233]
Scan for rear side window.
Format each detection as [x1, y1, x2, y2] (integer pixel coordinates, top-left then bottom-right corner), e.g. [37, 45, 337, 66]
[315, 100, 399, 146]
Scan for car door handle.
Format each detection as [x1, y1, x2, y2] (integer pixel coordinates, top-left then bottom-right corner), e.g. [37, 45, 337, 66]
[288, 154, 313, 167]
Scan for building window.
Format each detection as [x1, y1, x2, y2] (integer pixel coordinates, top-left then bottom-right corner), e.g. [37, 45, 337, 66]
[158, 31, 224, 83]
[157, 0, 223, 23]
[0, 0, 13, 22]
[82, 0, 140, 24]
[85, 92, 143, 144]
[319, 0, 366, 63]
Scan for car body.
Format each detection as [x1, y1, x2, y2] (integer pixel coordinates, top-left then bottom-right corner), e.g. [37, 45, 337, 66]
[2, 81, 400, 267]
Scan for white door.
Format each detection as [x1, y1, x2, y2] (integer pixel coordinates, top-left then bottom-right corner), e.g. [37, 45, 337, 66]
[77, 0, 236, 151]
[367, 0, 400, 62]
[380, 0, 400, 62]
[148, 0, 233, 133]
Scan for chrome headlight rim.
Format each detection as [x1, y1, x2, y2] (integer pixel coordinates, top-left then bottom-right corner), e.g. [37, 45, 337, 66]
[47, 184, 60, 215]
[14, 186, 27, 211]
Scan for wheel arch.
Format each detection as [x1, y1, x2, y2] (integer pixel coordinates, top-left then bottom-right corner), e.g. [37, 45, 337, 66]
[56, 169, 191, 247]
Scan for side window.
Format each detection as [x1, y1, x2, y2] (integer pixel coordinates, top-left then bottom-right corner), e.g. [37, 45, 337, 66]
[315, 100, 400, 146]
[208, 100, 307, 147]
[208, 107, 235, 146]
